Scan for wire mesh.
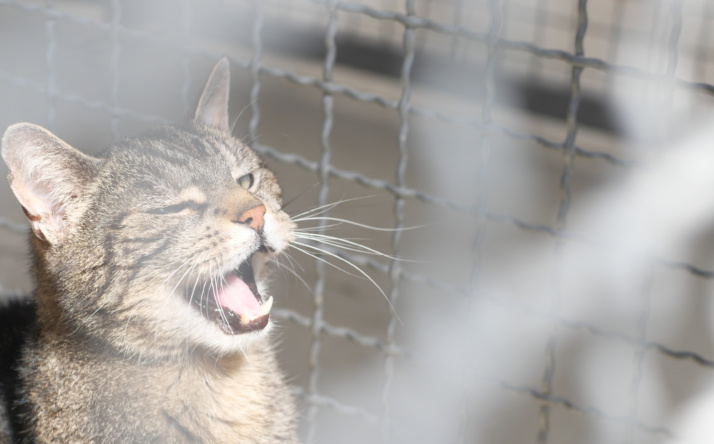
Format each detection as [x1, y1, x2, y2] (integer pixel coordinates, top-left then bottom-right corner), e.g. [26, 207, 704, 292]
[2, 0, 714, 443]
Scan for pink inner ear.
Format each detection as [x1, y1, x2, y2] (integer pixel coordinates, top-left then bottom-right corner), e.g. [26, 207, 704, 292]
[12, 177, 67, 241]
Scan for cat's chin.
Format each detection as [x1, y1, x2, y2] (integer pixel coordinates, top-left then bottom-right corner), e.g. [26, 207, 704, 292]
[183, 252, 273, 336]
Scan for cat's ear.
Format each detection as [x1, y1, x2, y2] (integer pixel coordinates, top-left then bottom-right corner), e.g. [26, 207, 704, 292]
[1, 123, 100, 245]
[194, 57, 231, 132]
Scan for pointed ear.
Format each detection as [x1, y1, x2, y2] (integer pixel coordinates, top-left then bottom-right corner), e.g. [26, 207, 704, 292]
[1, 123, 100, 245]
[194, 57, 231, 132]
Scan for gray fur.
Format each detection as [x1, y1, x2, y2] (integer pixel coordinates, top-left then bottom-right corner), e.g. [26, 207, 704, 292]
[0, 59, 298, 443]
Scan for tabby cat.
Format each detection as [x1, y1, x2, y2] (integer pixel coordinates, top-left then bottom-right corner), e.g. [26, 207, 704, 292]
[0, 58, 298, 443]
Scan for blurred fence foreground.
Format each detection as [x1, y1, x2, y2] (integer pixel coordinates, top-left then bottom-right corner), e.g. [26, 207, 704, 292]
[4, 0, 714, 443]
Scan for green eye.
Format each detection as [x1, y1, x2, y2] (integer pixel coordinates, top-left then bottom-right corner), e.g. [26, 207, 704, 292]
[237, 173, 254, 190]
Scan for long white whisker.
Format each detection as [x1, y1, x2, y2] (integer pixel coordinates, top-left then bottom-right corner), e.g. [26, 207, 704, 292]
[188, 271, 202, 306]
[295, 233, 422, 263]
[169, 261, 199, 298]
[292, 241, 402, 324]
[161, 256, 196, 288]
[289, 200, 347, 220]
[293, 222, 345, 232]
[199, 280, 209, 318]
[274, 251, 305, 272]
[281, 250, 305, 274]
[289, 244, 364, 280]
[295, 234, 385, 257]
[294, 216, 427, 232]
[295, 232, 371, 242]
[216, 269, 231, 328]
[290, 195, 379, 220]
[210, 269, 223, 325]
[273, 256, 312, 292]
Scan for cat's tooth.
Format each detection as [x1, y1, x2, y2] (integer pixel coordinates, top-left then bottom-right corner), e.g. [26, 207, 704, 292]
[241, 297, 273, 324]
[241, 296, 273, 325]
[258, 296, 273, 316]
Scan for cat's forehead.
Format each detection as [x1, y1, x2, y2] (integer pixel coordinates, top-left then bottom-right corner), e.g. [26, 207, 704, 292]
[107, 126, 261, 178]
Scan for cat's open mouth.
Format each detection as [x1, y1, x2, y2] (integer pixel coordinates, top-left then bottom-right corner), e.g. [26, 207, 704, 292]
[183, 254, 271, 335]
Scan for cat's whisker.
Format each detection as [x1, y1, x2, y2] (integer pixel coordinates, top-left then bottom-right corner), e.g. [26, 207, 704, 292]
[230, 99, 255, 134]
[295, 234, 380, 258]
[289, 195, 376, 220]
[290, 241, 402, 324]
[216, 268, 232, 329]
[198, 280, 210, 319]
[292, 222, 345, 232]
[160, 256, 196, 289]
[272, 256, 287, 280]
[295, 230, 369, 240]
[271, 248, 302, 273]
[241, 132, 264, 149]
[280, 250, 306, 275]
[280, 182, 321, 211]
[294, 232, 421, 263]
[175, 262, 202, 309]
[294, 216, 428, 233]
[209, 271, 219, 323]
[212, 270, 228, 331]
[288, 243, 364, 281]
[169, 261, 199, 300]
[272, 255, 311, 292]
[188, 273, 202, 307]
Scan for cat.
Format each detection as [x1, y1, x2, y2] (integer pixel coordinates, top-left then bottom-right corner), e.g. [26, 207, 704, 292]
[0, 58, 299, 443]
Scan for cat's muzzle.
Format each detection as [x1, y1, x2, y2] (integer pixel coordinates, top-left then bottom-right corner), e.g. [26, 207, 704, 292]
[183, 253, 272, 334]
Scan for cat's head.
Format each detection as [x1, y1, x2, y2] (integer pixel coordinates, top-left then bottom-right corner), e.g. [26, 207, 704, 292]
[1, 59, 295, 358]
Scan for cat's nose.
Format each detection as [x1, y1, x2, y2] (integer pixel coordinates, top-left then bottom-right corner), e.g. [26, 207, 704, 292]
[234, 204, 266, 231]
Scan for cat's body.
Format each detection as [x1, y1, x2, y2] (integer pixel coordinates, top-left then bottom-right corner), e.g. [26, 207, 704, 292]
[12, 329, 295, 443]
[0, 59, 298, 443]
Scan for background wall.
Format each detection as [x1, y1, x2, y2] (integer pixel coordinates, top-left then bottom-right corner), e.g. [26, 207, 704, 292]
[2, 1, 714, 443]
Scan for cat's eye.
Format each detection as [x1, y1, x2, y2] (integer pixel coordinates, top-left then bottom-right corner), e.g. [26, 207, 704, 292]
[237, 173, 254, 190]
[146, 202, 195, 215]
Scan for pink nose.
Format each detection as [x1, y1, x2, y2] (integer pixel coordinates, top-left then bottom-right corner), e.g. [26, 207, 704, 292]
[235, 204, 266, 231]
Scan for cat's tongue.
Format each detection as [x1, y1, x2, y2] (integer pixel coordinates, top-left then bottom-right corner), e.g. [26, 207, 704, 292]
[216, 273, 271, 322]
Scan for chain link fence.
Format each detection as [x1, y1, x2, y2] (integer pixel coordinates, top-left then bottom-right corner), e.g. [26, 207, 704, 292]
[2, 0, 714, 443]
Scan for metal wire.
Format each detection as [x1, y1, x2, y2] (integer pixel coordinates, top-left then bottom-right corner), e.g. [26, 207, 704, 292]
[380, 1, 416, 440]
[537, 2, 587, 441]
[2, 0, 714, 442]
[305, 2, 339, 441]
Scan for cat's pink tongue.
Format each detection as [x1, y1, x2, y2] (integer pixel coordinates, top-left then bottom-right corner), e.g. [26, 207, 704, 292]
[216, 274, 262, 319]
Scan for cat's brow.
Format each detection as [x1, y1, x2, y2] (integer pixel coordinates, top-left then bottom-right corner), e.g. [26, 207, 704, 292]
[179, 187, 207, 204]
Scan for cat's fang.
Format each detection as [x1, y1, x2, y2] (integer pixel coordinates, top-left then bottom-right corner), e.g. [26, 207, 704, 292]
[225, 296, 273, 333]
[253, 296, 273, 318]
